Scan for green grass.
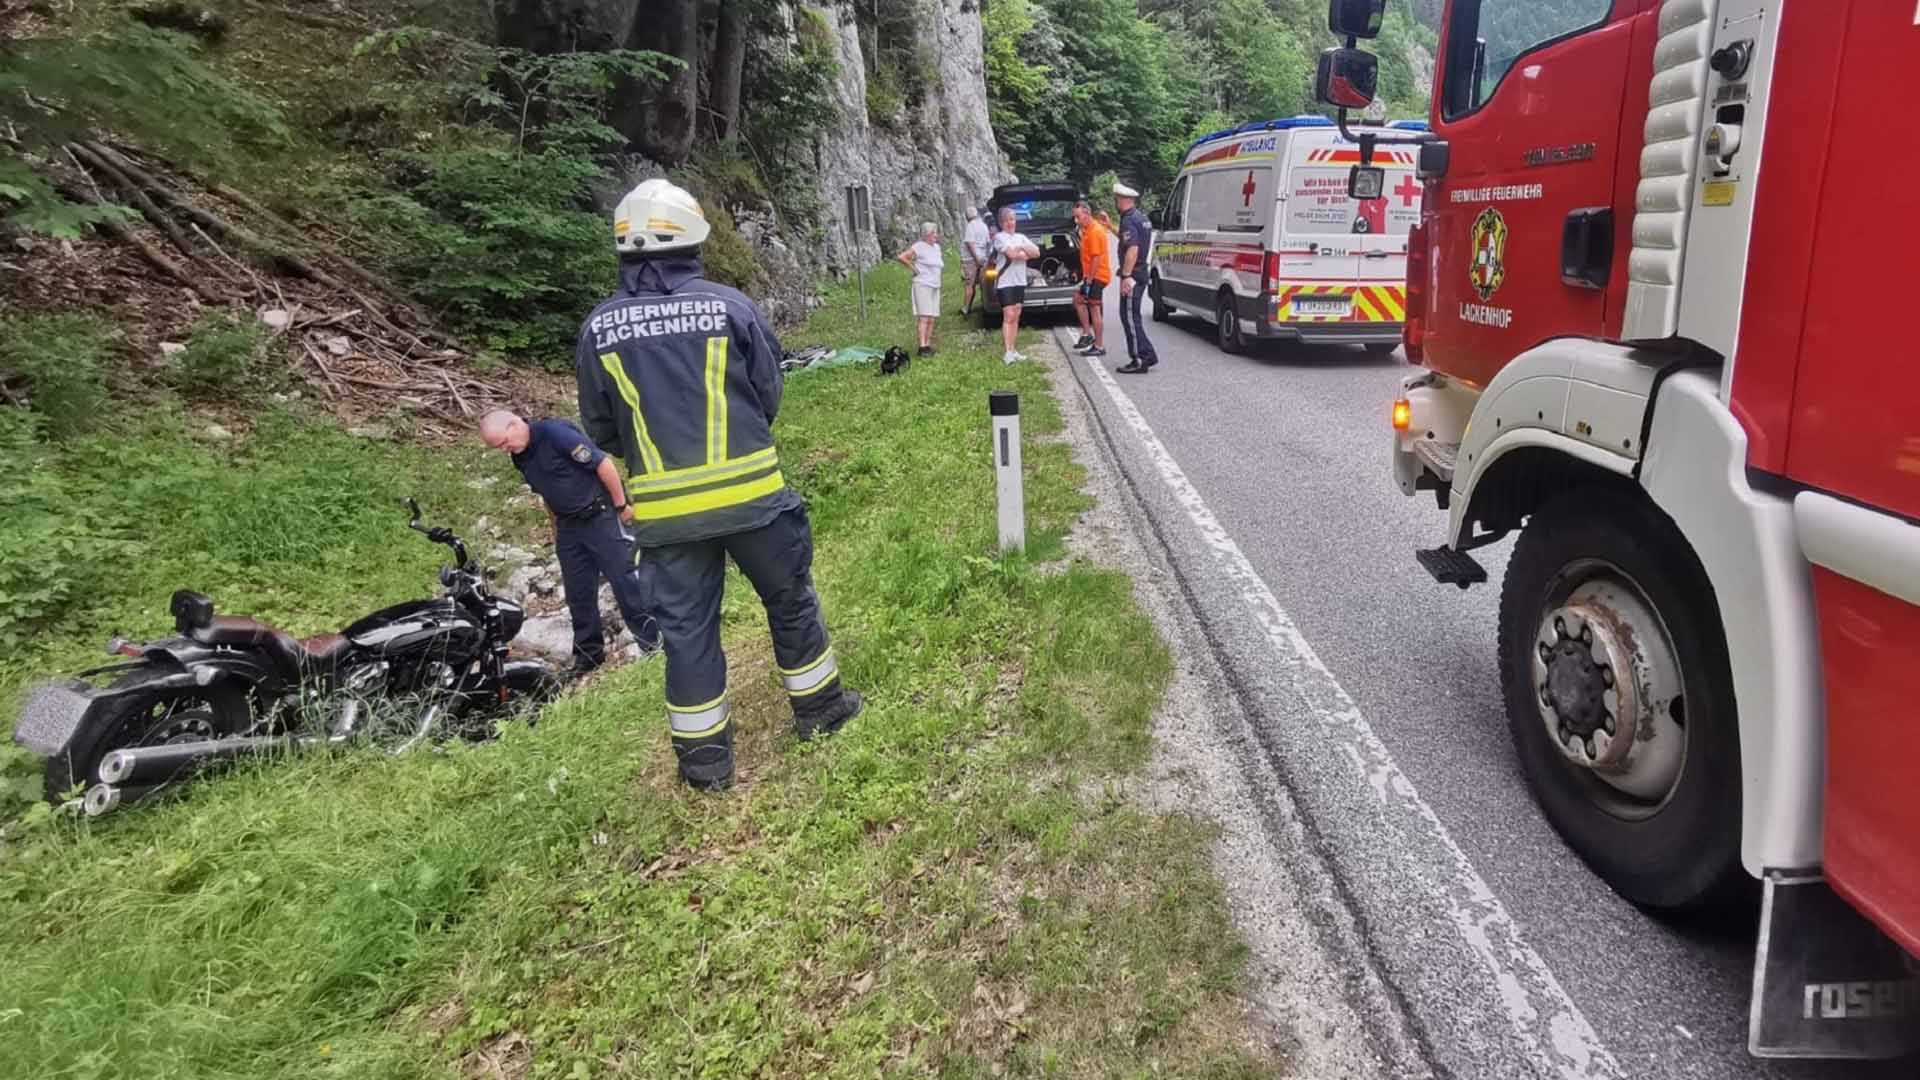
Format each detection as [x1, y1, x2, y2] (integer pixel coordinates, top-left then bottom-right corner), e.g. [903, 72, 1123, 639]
[0, 263, 1274, 1078]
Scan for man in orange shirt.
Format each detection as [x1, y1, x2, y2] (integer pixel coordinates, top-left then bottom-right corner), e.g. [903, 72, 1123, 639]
[1072, 200, 1112, 358]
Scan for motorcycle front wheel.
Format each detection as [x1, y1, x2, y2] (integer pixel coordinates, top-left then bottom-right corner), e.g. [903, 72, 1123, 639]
[46, 668, 251, 803]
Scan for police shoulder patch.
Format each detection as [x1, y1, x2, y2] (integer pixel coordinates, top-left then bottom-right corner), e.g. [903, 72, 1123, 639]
[570, 444, 594, 464]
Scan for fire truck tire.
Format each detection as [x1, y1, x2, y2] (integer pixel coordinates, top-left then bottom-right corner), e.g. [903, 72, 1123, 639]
[1497, 488, 1748, 912]
[1365, 342, 1399, 356]
[1215, 292, 1245, 354]
[1150, 276, 1170, 322]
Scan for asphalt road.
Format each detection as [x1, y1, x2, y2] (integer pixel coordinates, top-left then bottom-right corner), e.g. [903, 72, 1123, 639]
[1047, 286, 1911, 1080]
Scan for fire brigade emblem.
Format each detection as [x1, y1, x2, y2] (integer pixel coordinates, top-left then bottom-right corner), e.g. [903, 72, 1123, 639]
[1469, 207, 1508, 301]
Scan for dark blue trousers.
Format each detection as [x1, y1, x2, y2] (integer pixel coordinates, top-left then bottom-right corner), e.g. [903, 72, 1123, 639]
[555, 506, 660, 668]
[1119, 280, 1157, 364]
[640, 504, 849, 785]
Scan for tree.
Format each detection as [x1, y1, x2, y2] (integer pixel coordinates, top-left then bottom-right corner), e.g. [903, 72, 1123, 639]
[620, 0, 699, 162]
[705, 0, 749, 143]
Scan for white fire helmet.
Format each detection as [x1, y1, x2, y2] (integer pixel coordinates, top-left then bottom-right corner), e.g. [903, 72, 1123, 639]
[612, 179, 710, 256]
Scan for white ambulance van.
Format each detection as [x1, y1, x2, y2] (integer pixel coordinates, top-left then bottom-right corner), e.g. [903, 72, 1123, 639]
[1150, 115, 1426, 354]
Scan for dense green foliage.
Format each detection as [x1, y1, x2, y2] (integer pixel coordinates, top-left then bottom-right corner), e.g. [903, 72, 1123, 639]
[174, 311, 262, 391]
[339, 30, 675, 360]
[0, 314, 110, 437]
[987, 0, 1437, 196]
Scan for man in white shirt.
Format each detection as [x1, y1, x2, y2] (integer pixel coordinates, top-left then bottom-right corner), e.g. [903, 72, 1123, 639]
[960, 206, 990, 316]
[991, 206, 1040, 365]
[895, 221, 945, 356]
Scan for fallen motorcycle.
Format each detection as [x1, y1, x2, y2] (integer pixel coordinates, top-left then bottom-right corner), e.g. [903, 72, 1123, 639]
[12, 498, 560, 815]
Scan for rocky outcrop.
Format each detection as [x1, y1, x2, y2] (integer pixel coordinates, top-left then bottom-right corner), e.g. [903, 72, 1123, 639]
[810, 0, 1010, 274]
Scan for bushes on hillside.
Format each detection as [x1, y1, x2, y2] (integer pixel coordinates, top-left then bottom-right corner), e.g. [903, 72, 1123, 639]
[351, 146, 614, 362]
[0, 316, 111, 437]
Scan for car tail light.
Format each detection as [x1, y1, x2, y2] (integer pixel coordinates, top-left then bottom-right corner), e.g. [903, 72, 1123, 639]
[1404, 223, 1428, 362]
[1262, 250, 1280, 294]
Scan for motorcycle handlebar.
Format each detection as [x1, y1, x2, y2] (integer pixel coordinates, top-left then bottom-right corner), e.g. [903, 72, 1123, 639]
[402, 497, 472, 568]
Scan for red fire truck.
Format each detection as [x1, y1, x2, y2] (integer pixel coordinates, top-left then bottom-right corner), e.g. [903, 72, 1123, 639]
[1319, 0, 1920, 1059]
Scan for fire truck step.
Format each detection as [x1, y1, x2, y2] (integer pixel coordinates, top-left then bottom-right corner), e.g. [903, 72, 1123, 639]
[1415, 546, 1487, 589]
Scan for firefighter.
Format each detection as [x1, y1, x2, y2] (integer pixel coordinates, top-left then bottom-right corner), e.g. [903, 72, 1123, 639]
[575, 179, 863, 791]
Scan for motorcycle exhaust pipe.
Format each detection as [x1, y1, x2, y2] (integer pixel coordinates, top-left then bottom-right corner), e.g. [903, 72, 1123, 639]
[98, 735, 301, 786]
[83, 782, 162, 817]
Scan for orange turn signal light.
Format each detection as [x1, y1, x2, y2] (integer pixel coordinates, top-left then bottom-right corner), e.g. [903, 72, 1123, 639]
[1391, 398, 1411, 432]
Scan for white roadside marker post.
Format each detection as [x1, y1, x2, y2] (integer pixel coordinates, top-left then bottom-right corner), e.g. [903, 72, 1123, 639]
[991, 391, 1025, 553]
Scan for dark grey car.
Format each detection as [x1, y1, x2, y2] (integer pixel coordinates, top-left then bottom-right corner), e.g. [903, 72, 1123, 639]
[978, 181, 1083, 328]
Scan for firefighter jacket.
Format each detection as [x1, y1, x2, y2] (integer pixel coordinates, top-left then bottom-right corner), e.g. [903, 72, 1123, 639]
[575, 255, 801, 547]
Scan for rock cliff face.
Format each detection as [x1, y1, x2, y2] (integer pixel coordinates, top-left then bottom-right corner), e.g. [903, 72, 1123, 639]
[810, 1, 1010, 275]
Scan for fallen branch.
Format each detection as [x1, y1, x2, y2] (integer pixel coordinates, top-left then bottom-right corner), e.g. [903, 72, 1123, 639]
[438, 367, 471, 417]
[242, 1, 368, 32]
[190, 221, 266, 297]
[299, 338, 344, 399]
[51, 179, 226, 303]
[85, 142, 356, 295]
[67, 141, 231, 282]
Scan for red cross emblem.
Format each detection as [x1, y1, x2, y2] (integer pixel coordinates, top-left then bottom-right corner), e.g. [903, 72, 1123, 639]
[1394, 174, 1422, 207]
[1242, 170, 1257, 207]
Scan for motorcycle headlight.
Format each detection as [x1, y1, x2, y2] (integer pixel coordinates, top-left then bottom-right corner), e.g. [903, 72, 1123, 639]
[495, 600, 525, 640]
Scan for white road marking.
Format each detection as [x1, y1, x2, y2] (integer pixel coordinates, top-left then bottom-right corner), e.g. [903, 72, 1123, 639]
[1076, 348, 1622, 1080]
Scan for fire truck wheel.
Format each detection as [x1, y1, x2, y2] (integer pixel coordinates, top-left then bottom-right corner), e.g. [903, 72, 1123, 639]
[1498, 487, 1748, 912]
[1150, 278, 1171, 323]
[1215, 292, 1245, 354]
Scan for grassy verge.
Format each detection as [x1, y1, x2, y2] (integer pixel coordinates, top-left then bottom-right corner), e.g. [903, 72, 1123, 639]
[0, 262, 1273, 1078]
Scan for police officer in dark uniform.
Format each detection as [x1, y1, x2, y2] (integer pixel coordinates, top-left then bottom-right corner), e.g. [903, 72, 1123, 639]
[479, 410, 660, 672]
[574, 179, 862, 791]
[1113, 181, 1159, 374]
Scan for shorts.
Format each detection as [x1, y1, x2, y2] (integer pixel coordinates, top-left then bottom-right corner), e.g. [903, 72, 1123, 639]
[912, 284, 940, 317]
[996, 285, 1026, 309]
[961, 258, 980, 281]
[1078, 279, 1106, 301]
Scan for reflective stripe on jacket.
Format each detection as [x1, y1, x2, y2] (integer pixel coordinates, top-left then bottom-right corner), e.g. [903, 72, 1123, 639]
[575, 255, 800, 546]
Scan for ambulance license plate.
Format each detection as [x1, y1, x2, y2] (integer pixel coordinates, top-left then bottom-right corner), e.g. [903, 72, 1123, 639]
[1293, 297, 1349, 316]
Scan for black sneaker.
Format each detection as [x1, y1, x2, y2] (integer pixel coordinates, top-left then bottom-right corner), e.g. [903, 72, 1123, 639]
[795, 688, 863, 741]
[917, 345, 932, 357]
[1075, 340, 1103, 354]
[1116, 360, 1148, 375]
[1082, 346, 1106, 358]
[1073, 334, 1093, 350]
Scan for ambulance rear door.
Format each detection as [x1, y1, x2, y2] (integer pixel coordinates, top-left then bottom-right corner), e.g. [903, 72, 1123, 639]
[1274, 127, 1366, 324]
[1355, 134, 1422, 327]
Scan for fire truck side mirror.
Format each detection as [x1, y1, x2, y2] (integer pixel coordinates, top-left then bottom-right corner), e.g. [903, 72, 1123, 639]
[1316, 47, 1379, 111]
[1327, 0, 1385, 39]
[1348, 166, 1386, 201]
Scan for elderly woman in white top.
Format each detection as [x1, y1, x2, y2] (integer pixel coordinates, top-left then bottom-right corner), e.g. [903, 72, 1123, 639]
[895, 221, 944, 356]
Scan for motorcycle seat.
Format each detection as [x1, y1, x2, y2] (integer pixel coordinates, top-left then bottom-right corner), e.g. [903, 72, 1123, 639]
[190, 617, 352, 672]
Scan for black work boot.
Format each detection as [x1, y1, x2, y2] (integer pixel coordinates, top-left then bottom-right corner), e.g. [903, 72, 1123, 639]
[794, 686, 863, 741]
[673, 727, 735, 791]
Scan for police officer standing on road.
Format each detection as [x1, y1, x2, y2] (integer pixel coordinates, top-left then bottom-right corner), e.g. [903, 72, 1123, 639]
[575, 179, 863, 791]
[1113, 181, 1159, 375]
[478, 410, 661, 673]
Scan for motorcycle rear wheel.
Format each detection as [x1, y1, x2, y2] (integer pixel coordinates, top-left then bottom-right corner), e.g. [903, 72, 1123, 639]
[46, 668, 250, 803]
